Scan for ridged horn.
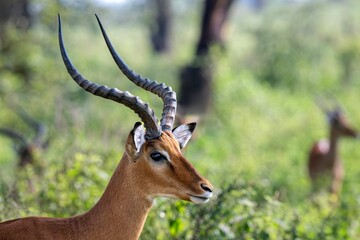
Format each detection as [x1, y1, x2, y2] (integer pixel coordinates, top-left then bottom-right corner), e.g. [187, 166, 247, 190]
[315, 93, 342, 115]
[95, 14, 176, 132]
[13, 106, 46, 145]
[58, 14, 161, 139]
[0, 128, 27, 145]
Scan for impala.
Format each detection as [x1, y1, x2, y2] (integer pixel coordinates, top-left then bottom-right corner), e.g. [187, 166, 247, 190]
[308, 102, 358, 195]
[0, 107, 48, 168]
[0, 15, 213, 240]
[0, 107, 48, 195]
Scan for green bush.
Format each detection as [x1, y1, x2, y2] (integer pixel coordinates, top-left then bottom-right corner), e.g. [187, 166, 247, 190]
[252, 1, 360, 90]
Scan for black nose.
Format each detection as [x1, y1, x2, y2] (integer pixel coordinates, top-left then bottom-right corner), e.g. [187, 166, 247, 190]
[201, 183, 213, 193]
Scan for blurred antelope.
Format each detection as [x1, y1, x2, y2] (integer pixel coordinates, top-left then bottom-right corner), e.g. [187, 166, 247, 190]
[0, 107, 48, 196]
[0, 107, 48, 169]
[0, 15, 213, 240]
[308, 98, 359, 195]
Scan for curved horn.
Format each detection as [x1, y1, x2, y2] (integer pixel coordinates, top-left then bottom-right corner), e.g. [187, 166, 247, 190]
[0, 128, 27, 145]
[58, 14, 161, 139]
[13, 106, 47, 145]
[95, 14, 176, 132]
[315, 95, 331, 114]
[315, 93, 342, 115]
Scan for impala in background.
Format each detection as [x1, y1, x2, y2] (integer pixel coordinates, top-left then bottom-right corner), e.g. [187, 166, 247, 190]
[0, 106, 48, 195]
[0, 106, 48, 169]
[0, 15, 213, 240]
[308, 100, 359, 196]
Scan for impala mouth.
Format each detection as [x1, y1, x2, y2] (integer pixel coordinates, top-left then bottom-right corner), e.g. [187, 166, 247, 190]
[188, 192, 213, 204]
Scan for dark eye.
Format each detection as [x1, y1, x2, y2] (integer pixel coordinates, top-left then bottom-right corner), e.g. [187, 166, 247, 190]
[150, 152, 167, 162]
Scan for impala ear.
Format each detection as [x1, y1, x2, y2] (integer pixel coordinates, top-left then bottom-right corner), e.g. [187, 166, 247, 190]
[126, 122, 145, 156]
[172, 123, 196, 149]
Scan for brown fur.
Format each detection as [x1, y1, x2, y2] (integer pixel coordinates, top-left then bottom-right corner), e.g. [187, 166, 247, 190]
[308, 112, 358, 195]
[0, 130, 212, 240]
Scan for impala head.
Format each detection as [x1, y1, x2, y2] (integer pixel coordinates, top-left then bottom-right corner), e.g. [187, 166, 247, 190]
[58, 15, 213, 204]
[0, 106, 48, 167]
[326, 108, 358, 138]
[124, 122, 213, 203]
[316, 95, 359, 139]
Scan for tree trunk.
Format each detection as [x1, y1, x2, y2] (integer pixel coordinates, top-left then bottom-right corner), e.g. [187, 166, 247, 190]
[0, 0, 32, 32]
[0, 0, 33, 84]
[150, 0, 171, 53]
[178, 0, 234, 116]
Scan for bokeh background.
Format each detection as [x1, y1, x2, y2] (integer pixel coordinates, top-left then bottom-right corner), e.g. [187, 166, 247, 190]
[0, 0, 360, 239]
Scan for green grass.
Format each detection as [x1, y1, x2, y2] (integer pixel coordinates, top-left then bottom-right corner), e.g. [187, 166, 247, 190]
[1, 1, 360, 239]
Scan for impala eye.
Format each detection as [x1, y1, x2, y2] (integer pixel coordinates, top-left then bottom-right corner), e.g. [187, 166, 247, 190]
[150, 152, 167, 162]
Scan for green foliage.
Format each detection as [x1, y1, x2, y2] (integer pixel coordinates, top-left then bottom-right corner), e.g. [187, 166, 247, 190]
[251, 1, 360, 90]
[0, 149, 114, 220]
[142, 179, 360, 239]
[1, 1, 360, 239]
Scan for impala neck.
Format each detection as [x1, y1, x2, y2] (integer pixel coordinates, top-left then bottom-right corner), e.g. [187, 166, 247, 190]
[328, 128, 339, 164]
[72, 153, 153, 240]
